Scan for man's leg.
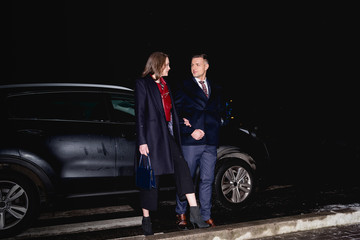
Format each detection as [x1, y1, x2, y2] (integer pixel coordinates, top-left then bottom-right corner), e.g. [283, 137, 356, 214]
[175, 145, 205, 214]
[198, 145, 217, 221]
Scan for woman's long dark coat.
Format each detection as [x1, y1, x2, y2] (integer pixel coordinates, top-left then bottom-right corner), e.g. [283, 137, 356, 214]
[135, 75, 182, 175]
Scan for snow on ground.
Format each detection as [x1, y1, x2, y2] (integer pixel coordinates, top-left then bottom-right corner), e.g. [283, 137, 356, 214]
[314, 203, 360, 213]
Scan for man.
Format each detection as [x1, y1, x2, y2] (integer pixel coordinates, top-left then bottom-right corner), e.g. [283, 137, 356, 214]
[175, 54, 223, 229]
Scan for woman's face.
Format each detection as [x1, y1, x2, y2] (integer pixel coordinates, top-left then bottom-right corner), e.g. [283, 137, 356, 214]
[161, 57, 170, 77]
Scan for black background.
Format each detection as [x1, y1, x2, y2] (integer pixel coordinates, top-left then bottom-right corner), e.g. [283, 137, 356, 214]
[11, 1, 360, 181]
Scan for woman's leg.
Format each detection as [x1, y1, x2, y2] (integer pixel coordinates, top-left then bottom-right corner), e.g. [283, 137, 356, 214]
[185, 193, 197, 207]
[142, 208, 150, 217]
[139, 176, 159, 235]
[168, 134, 195, 199]
[141, 210, 153, 235]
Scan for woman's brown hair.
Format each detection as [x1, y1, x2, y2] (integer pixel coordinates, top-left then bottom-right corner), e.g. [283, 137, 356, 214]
[142, 52, 169, 79]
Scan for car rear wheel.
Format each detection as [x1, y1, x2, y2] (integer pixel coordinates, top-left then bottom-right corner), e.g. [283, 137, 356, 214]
[214, 158, 255, 210]
[0, 173, 40, 238]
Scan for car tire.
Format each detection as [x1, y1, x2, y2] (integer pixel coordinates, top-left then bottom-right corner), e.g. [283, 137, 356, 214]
[214, 158, 255, 210]
[0, 172, 40, 238]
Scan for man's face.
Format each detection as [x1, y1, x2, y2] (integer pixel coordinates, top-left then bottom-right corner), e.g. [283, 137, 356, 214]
[191, 57, 209, 79]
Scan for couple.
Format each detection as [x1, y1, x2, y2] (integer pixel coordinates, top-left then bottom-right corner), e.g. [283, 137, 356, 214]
[135, 52, 223, 235]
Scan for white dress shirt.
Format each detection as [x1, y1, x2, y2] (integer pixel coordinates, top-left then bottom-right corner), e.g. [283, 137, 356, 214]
[195, 78, 209, 95]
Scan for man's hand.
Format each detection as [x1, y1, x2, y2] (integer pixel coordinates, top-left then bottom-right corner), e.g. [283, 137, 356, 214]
[139, 144, 149, 156]
[191, 129, 205, 140]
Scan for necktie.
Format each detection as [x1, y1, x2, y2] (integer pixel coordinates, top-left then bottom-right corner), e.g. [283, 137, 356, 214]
[199, 81, 208, 98]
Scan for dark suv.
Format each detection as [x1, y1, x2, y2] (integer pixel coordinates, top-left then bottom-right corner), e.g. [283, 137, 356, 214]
[0, 83, 270, 237]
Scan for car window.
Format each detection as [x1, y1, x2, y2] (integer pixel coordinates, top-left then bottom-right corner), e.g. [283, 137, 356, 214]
[7, 92, 108, 121]
[109, 93, 135, 123]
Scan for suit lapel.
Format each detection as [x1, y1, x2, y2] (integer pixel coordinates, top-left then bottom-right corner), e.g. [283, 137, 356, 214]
[191, 77, 209, 101]
[206, 79, 212, 97]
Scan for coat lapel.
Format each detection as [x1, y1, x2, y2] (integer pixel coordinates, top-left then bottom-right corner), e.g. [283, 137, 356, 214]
[145, 75, 166, 117]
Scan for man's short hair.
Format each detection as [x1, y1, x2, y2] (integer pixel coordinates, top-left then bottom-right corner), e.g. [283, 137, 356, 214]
[192, 54, 209, 65]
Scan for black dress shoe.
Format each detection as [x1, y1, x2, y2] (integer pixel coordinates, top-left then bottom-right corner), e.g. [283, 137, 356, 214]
[176, 214, 188, 230]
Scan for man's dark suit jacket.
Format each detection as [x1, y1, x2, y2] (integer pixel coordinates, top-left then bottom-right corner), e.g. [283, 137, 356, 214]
[175, 77, 223, 146]
[135, 75, 182, 175]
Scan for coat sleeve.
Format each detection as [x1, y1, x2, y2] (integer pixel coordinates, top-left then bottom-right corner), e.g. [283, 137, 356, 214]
[135, 79, 147, 146]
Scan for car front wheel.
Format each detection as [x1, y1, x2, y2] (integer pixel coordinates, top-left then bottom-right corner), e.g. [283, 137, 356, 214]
[0, 173, 40, 238]
[214, 158, 255, 210]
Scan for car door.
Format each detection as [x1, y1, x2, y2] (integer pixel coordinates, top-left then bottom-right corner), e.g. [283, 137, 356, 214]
[105, 92, 136, 190]
[6, 91, 117, 194]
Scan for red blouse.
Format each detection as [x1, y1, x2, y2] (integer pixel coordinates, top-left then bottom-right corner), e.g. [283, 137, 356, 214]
[156, 77, 172, 122]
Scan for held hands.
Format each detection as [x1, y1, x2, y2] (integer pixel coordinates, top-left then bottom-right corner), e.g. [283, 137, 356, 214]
[139, 144, 149, 156]
[139, 118, 203, 155]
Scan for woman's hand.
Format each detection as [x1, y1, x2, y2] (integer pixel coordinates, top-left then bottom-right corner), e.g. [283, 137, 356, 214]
[183, 118, 192, 127]
[139, 144, 149, 156]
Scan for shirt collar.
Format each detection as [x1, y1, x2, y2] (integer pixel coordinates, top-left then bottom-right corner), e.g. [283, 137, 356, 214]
[195, 78, 207, 83]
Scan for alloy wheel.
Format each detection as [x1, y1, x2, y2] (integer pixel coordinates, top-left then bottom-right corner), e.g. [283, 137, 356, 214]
[0, 181, 29, 230]
[221, 166, 252, 203]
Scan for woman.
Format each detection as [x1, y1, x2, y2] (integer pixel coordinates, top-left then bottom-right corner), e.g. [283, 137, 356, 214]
[135, 52, 209, 235]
